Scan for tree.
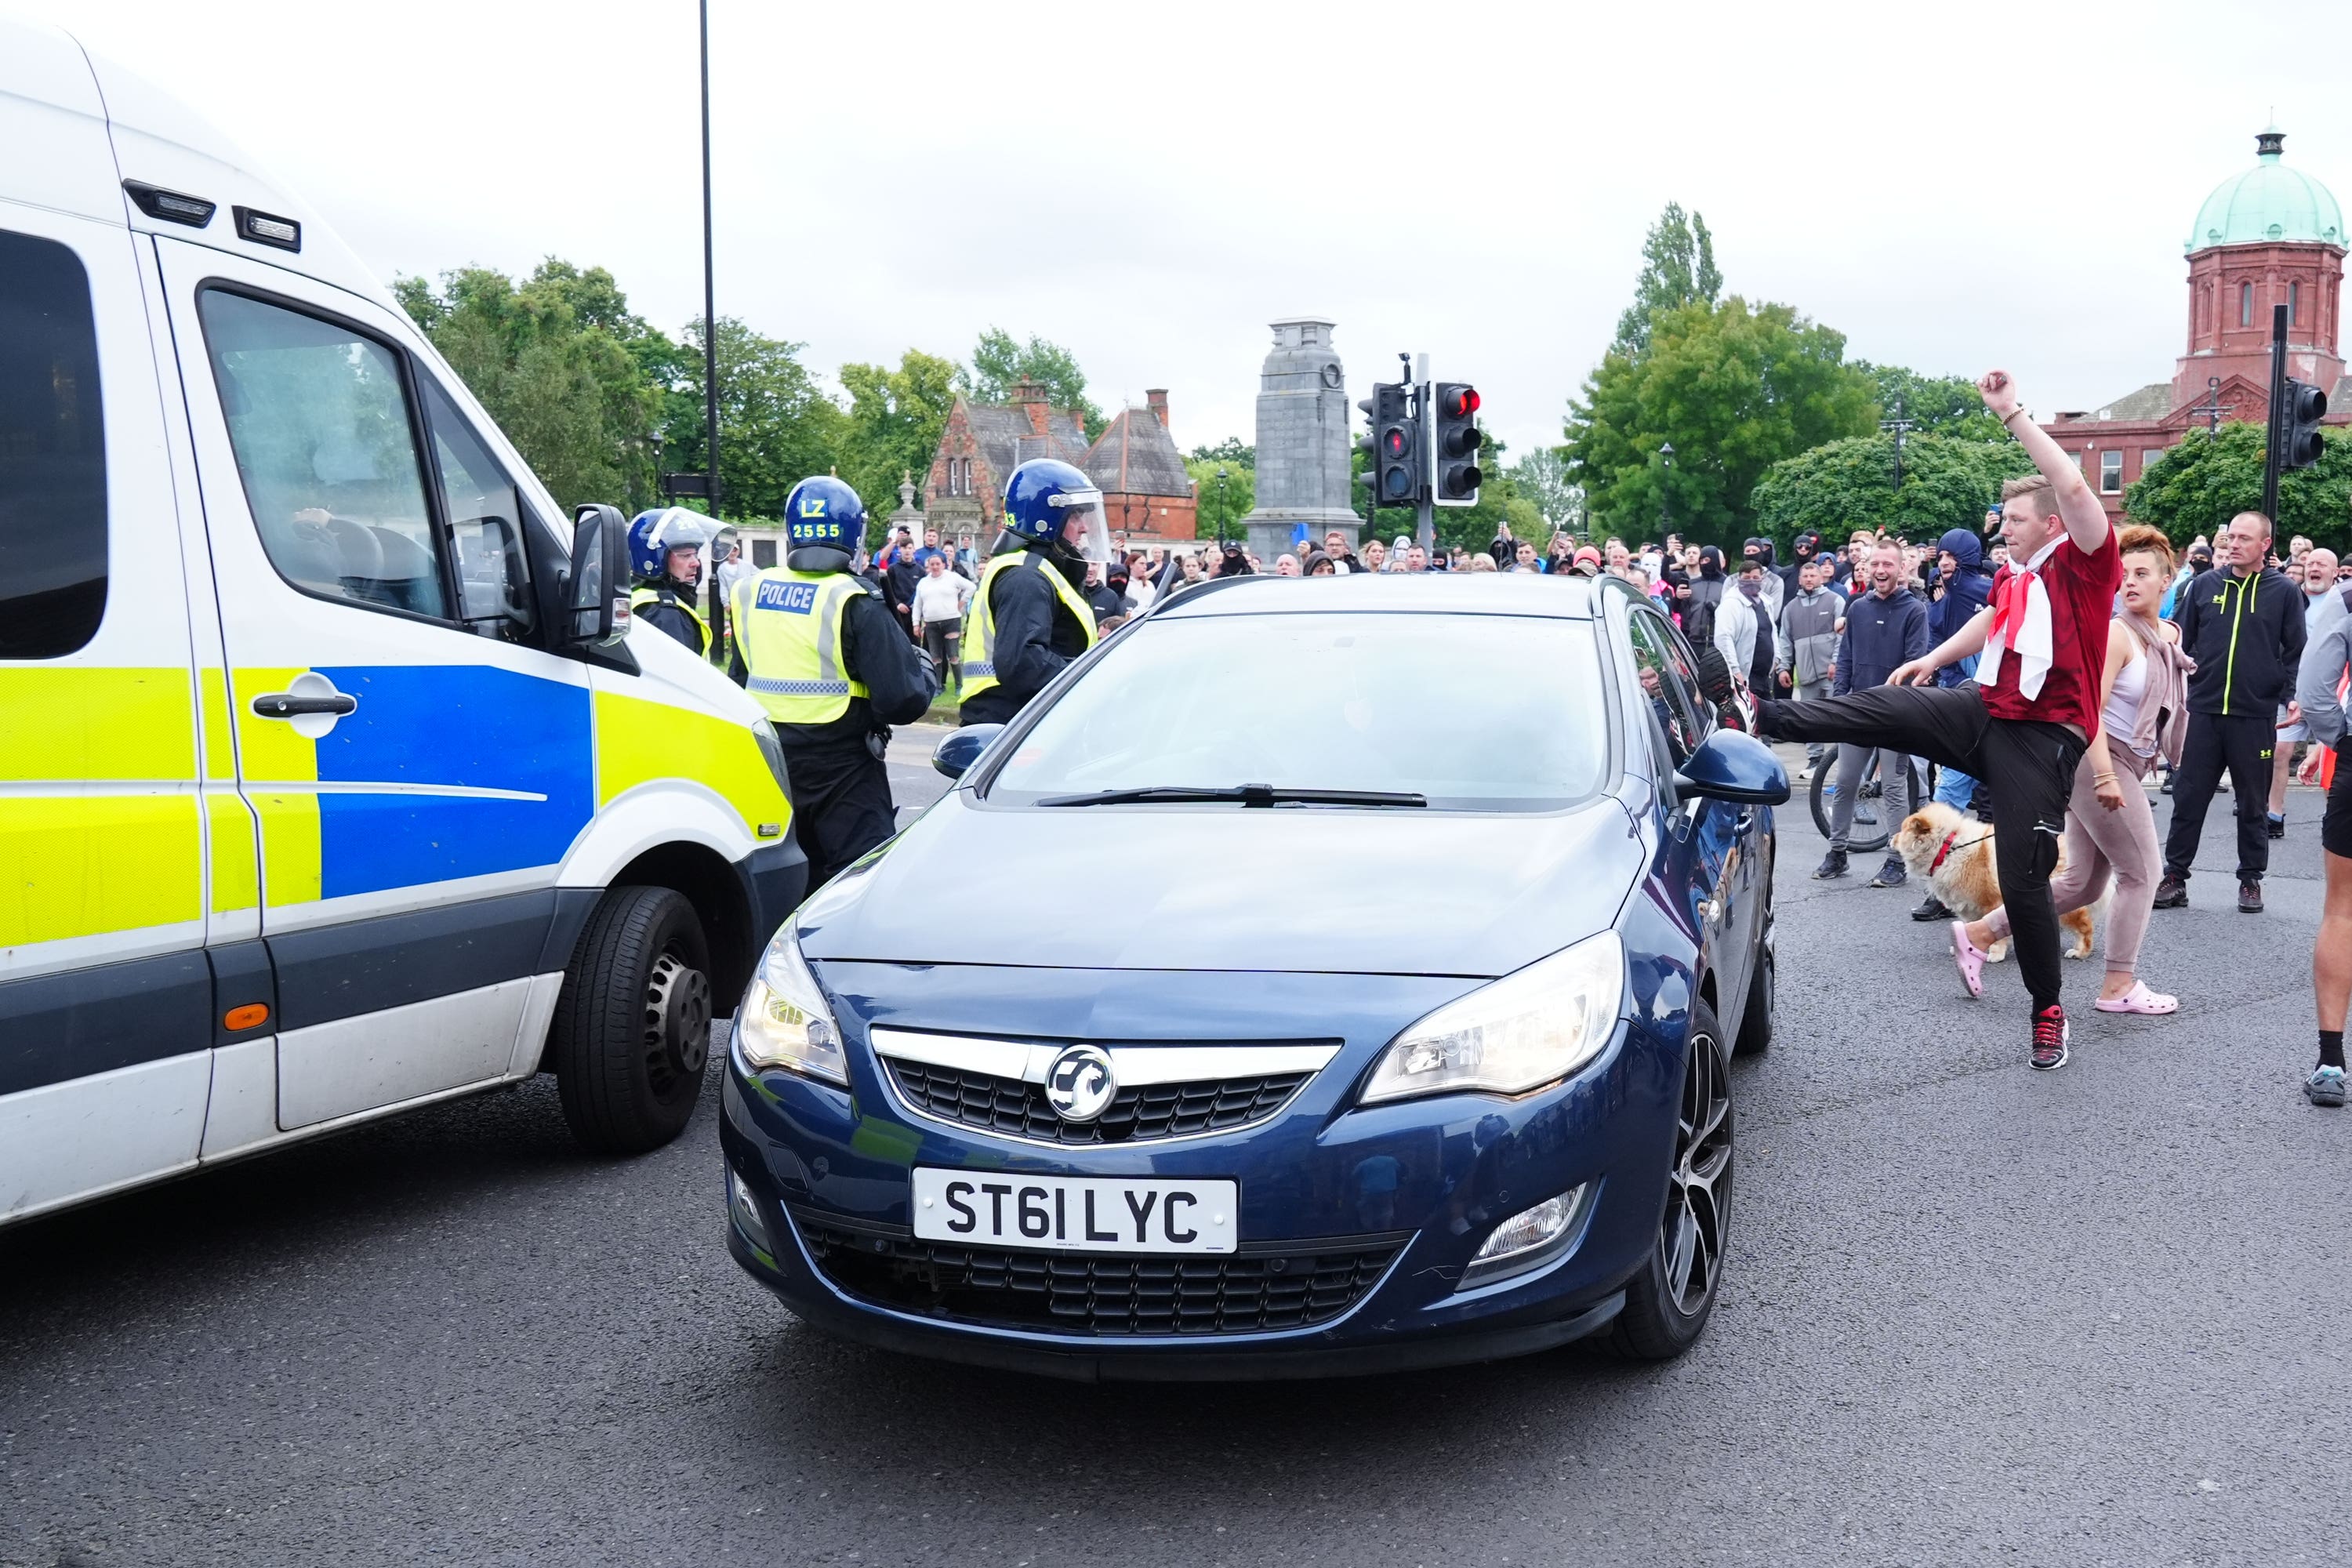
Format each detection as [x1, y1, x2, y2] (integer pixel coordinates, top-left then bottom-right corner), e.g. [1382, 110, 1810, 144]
[1565, 297, 1877, 546]
[1189, 437, 1254, 468]
[1185, 457, 1255, 543]
[1613, 202, 1722, 359]
[395, 260, 661, 513]
[836, 350, 958, 538]
[2125, 423, 2352, 554]
[1750, 432, 2035, 548]
[1853, 361, 2006, 442]
[1504, 447, 1583, 534]
[959, 327, 1105, 441]
[661, 317, 843, 522]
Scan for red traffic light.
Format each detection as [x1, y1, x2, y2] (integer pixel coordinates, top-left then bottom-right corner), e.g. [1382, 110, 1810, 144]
[1440, 387, 1480, 419]
[1383, 426, 1409, 457]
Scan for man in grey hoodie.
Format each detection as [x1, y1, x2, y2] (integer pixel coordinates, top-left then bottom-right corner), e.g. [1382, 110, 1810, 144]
[1775, 556, 1842, 775]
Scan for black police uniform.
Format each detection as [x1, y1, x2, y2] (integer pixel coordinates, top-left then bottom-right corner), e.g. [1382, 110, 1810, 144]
[634, 577, 706, 654]
[959, 541, 1094, 727]
[731, 564, 938, 889]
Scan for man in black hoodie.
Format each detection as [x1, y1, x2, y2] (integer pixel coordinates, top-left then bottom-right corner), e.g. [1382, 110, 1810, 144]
[1682, 546, 1728, 648]
[2156, 509, 2308, 913]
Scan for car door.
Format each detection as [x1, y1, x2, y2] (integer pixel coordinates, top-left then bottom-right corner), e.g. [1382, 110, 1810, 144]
[155, 241, 593, 1129]
[0, 184, 215, 1218]
[1624, 608, 1751, 1033]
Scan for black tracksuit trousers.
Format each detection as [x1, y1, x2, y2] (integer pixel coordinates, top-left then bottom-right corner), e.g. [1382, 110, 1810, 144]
[2161, 712, 2275, 884]
[1758, 682, 2085, 1011]
[783, 739, 898, 891]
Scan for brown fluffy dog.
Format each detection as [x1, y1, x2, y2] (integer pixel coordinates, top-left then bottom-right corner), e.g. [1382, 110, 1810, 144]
[1889, 801, 2096, 963]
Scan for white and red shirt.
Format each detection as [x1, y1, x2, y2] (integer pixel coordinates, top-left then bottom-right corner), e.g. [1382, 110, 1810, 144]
[1980, 527, 2122, 738]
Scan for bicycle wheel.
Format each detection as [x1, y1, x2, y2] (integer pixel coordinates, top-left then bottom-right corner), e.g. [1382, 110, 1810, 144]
[1811, 746, 1891, 853]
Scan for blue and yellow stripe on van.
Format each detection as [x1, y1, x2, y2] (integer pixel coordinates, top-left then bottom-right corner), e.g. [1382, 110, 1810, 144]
[593, 688, 790, 831]
[0, 666, 201, 949]
[232, 664, 595, 905]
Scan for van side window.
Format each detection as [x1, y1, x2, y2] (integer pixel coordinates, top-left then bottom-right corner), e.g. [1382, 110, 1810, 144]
[419, 379, 532, 637]
[195, 289, 447, 621]
[0, 230, 107, 659]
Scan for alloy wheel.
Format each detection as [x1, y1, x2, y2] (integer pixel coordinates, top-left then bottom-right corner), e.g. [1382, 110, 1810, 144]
[1661, 1029, 1733, 1316]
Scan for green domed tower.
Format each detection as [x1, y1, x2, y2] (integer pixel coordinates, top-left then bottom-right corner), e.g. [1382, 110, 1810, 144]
[2173, 127, 2344, 413]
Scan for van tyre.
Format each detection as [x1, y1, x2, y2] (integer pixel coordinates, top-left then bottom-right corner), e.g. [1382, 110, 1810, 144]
[1611, 1002, 1732, 1361]
[551, 885, 713, 1155]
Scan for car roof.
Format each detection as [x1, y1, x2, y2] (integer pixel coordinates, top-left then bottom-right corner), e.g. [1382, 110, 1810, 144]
[1150, 571, 1609, 620]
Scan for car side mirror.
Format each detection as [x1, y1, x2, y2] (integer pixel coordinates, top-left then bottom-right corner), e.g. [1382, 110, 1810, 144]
[567, 503, 630, 648]
[933, 724, 1004, 780]
[1673, 728, 1791, 806]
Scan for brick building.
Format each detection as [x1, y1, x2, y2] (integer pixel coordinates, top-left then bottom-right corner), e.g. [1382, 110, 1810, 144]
[924, 380, 1197, 545]
[2043, 127, 2350, 517]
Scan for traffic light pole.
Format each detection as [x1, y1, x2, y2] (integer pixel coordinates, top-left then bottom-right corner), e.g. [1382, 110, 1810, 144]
[2263, 302, 2288, 521]
[1414, 354, 1435, 551]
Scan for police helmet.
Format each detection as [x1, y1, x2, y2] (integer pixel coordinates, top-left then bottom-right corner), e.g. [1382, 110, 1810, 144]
[1002, 459, 1112, 563]
[784, 477, 866, 550]
[628, 507, 714, 583]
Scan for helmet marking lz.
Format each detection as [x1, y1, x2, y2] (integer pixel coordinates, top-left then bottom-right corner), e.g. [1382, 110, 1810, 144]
[786, 476, 866, 549]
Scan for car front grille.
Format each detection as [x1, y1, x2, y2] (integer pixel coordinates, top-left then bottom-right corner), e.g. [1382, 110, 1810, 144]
[795, 1214, 1405, 1337]
[883, 1059, 1308, 1145]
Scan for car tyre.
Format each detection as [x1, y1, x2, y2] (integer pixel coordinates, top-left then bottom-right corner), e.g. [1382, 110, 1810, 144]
[1732, 945, 1773, 1058]
[551, 885, 713, 1155]
[1611, 1001, 1733, 1361]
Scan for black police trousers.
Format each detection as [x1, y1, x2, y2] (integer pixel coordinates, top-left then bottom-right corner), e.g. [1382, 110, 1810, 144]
[1759, 682, 2085, 1012]
[2162, 711, 2275, 884]
[783, 739, 898, 891]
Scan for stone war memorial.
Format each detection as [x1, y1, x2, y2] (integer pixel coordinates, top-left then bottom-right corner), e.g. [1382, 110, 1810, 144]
[1240, 317, 1359, 563]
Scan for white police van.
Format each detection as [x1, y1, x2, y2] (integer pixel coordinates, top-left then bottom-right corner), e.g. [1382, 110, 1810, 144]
[0, 19, 806, 1225]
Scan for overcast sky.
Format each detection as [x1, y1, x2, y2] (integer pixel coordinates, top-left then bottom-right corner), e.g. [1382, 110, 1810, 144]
[39, 0, 2352, 461]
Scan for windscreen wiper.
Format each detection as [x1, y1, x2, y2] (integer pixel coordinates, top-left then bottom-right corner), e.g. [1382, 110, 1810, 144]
[1035, 783, 1427, 808]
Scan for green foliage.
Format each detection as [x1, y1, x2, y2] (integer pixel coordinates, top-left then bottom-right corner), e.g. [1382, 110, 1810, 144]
[1613, 203, 1722, 358]
[1751, 432, 2035, 548]
[1566, 297, 1877, 547]
[836, 350, 959, 540]
[1853, 361, 2005, 442]
[2125, 423, 2352, 554]
[960, 327, 1106, 441]
[1189, 437, 1255, 469]
[1185, 457, 1255, 540]
[395, 260, 660, 513]
[661, 317, 843, 522]
[1503, 448, 1582, 533]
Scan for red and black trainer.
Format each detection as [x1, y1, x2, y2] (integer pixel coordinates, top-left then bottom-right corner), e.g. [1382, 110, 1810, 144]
[2031, 1004, 2070, 1072]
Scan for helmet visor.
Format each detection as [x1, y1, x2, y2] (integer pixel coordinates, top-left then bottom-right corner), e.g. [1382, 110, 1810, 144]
[1047, 486, 1113, 564]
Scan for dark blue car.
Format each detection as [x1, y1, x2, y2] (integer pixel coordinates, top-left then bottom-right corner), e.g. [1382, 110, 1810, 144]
[720, 573, 1786, 1380]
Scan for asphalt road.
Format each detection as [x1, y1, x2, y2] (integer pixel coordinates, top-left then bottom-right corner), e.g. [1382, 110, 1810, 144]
[6, 735, 2348, 1567]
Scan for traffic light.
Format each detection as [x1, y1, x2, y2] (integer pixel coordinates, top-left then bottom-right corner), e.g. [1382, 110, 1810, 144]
[1354, 382, 1418, 510]
[1431, 382, 1483, 506]
[2283, 377, 2328, 471]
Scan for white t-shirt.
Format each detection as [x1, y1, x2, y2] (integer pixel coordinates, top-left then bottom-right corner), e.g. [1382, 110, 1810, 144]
[911, 572, 972, 626]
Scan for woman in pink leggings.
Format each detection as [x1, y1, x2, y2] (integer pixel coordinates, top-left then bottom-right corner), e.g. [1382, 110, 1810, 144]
[1957, 525, 2191, 1013]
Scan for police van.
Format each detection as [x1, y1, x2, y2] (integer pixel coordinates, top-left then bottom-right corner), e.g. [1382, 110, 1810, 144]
[0, 19, 805, 1225]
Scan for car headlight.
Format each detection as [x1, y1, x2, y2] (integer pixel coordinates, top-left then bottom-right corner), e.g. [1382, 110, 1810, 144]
[750, 717, 795, 804]
[735, 925, 847, 1085]
[1361, 931, 1624, 1105]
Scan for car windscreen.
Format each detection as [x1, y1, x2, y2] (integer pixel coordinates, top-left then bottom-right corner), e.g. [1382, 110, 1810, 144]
[985, 611, 1609, 811]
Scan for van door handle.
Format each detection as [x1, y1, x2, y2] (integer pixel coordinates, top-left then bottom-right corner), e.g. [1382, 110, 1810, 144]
[252, 691, 357, 719]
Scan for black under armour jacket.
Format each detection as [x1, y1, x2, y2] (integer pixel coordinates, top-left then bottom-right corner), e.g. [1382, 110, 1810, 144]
[2176, 564, 2307, 717]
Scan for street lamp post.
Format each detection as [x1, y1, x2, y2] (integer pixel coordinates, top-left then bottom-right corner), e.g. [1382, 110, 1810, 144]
[1879, 397, 1915, 492]
[1216, 466, 1229, 545]
[697, 0, 720, 514]
[1657, 441, 1673, 535]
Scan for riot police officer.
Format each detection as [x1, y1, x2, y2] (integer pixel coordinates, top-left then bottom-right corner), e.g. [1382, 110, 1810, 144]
[959, 459, 1108, 727]
[627, 507, 714, 655]
[731, 477, 937, 888]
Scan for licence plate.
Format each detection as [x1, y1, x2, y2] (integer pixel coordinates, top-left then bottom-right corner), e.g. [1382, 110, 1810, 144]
[910, 1168, 1237, 1254]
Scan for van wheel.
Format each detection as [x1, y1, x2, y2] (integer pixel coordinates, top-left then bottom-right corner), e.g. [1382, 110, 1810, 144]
[551, 885, 712, 1155]
[1610, 1003, 1732, 1361]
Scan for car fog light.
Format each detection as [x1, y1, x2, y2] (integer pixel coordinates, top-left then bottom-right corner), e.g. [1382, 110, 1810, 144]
[1459, 1185, 1587, 1290]
[728, 1170, 775, 1256]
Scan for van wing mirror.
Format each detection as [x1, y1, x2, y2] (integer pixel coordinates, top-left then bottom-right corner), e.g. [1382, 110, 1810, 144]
[567, 504, 631, 647]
